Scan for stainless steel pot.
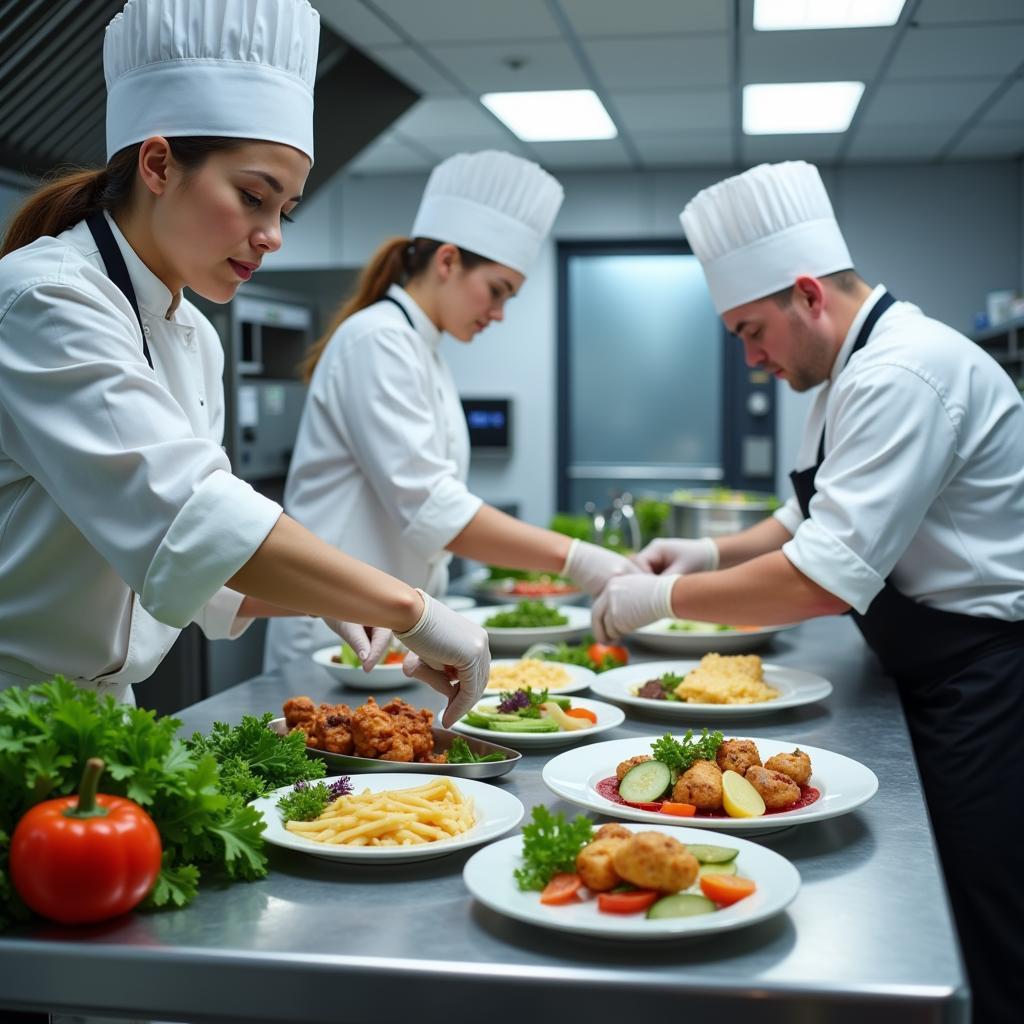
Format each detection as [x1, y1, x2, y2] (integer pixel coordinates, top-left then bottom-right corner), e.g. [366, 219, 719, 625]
[670, 490, 777, 538]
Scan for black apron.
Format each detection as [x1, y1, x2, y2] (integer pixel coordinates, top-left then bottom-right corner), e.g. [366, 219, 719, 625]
[86, 212, 153, 370]
[790, 291, 1024, 1022]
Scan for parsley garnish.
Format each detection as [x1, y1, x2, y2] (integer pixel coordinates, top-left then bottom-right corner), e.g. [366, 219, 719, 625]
[650, 728, 724, 774]
[514, 805, 594, 891]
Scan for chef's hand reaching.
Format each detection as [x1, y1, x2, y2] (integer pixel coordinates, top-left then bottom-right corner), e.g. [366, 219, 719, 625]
[592, 573, 681, 642]
[396, 591, 490, 728]
[324, 620, 393, 671]
[562, 538, 646, 596]
[632, 537, 719, 576]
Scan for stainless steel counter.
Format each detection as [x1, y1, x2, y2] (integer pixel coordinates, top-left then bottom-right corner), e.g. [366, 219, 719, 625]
[0, 616, 968, 1023]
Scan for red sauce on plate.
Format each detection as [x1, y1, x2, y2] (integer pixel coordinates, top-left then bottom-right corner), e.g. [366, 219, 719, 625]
[595, 776, 820, 817]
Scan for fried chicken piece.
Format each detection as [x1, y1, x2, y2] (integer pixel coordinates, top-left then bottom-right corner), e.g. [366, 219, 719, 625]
[283, 696, 317, 736]
[313, 702, 354, 754]
[350, 697, 414, 761]
[764, 749, 812, 786]
[716, 738, 761, 776]
[612, 832, 699, 894]
[576, 837, 626, 892]
[745, 765, 801, 810]
[616, 754, 652, 782]
[672, 758, 723, 811]
[594, 823, 632, 842]
[380, 698, 436, 762]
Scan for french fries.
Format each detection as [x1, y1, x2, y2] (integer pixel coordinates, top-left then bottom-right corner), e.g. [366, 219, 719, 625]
[285, 778, 475, 847]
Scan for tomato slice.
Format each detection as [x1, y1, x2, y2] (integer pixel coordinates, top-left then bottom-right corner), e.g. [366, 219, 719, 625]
[383, 651, 406, 664]
[540, 873, 583, 905]
[588, 642, 628, 668]
[659, 801, 696, 817]
[565, 707, 598, 724]
[699, 874, 757, 906]
[598, 889, 659, 914]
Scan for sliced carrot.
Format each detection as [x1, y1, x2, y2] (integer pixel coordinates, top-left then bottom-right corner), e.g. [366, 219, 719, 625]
[540, 872, 583, 905]
[565, 707, 598, 724]
[598, 889, 660, 914]
[700, 874, 757, 906]
[659, 801, 697, 817]
[383, 651, 406, 664]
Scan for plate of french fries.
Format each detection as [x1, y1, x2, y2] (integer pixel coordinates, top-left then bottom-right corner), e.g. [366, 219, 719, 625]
[253, 773, 525, 863]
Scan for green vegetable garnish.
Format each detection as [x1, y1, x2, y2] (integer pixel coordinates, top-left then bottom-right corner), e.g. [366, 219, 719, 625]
[484, 601, 568, 629]
[650, 728, 724, 774]
[276, 777, 353, 822]
[446, 737, 506, 764]
[514, 805, 594, 891]
[336, 643, 361, 667]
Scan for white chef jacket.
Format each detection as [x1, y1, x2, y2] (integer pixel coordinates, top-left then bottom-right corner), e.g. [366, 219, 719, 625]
[0, 214, 282, 699]
[775, 285, 1024, 619]
[263, 284, 482, 671]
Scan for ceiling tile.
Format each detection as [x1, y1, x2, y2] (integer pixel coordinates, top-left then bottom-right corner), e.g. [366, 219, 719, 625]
[949, 122, 1024, 158]
[982, 80, 1024, 123]
[914, 0, 1024, 25]
[741, 133, 845, 164]
[345, 135, 434, 174]
[368, 45, 460, 94]
[583, 36, 731, 90]
[858, 78, 997, 126]
[612, 90, 732, 135]
[560, 0, 729, 36]
[527, 138, 633, 170]
[360, 0, 560, 43]
[316, 0, 401, 47]
[408, 136, 533, 161]
[390, 97, 512, 143]
[425, 40, 588, 93]
[887, 25, 1024, 78]
[742, 28, 890, 83]
[632, 133, 734, 167]
[843, 123, 953, 161]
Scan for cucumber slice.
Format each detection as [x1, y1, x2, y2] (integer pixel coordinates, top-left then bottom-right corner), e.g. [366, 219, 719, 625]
[618, 760, 672, 803]
[646, 893, 716, 919]
[488, 718, 559, 733]
[686, 844, 739, 864]
[462, 712, 494, 728]
[698, 861, 738, 877]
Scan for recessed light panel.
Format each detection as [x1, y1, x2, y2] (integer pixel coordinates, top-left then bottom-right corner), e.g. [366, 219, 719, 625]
[754, 0, 906, 31]
[481, 90, 617, 142]
[743, 82, 865, 134]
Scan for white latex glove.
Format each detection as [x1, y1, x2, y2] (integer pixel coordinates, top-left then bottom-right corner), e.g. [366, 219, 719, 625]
[632, 537, 719, 575]
[562, 538, 645, 597]
[591, 573, 681, 642]
[396, 590, 490, 728]
[323, 620, 393, 671]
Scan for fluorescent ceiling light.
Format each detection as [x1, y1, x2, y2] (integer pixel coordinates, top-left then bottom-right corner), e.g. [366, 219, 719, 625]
[743, 82, 865, 134]
[754, 0, 906, 31]
[481, 90, 617, 142]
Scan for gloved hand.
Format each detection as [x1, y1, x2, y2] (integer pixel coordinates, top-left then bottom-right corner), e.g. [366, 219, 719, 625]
[591, 573, 681, 642]
[396, 590, 490, 728]
[323, 620, 393, 671]
[562, 538, 645, 597]
[632, 537, 719, 575]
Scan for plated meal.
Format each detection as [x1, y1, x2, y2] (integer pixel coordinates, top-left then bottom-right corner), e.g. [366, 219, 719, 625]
[463, 807, 800, 938]
[542, 734, 878, 833]
[484, 657, 594, 694]
[459, 603, 592, 654]
[631, 618, 798, 655]
[312, 643, 413, 690]
[527, 637, 629, 673]
[590, 656, 833, 718]
[254, 772, 524, 863]
[454, 690, 625, 748]
[475, 571, 583, 606]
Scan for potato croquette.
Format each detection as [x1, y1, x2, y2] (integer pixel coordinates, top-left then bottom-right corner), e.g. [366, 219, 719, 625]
[745, 765, 801, 810]
[576, 838, 625, 892]
[764, 749, 812, 786]
[716, 738, 761, 776]
[594, 823, 632, 842]
[672, 759, 724, 812]
[616, 754, 652, 781]
[612, 832, 699, 893]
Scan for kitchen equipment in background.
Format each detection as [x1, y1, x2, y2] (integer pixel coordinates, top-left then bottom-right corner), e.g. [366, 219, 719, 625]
[461, 397, 512, 456]
[585, 491, 641, 551]
[669, 489, 778, 539]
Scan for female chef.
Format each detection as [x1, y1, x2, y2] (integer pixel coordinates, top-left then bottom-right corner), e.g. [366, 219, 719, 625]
[0, 0, 488, 727]
[264, 150, 636, 671]
[593, 161, 1024, 1020]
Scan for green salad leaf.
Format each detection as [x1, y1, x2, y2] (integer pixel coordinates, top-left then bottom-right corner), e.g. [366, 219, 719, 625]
[484, 601, 568, 629]
[445, 737, 506, 764]
[514, 805, 594, 891]
[650, 728, 724, 774]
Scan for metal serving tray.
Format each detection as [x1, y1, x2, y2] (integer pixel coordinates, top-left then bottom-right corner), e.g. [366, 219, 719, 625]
[267, 718, 521, 780]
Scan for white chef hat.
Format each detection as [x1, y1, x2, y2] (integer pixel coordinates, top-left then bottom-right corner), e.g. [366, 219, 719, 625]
[104, 0, 320, 163]
[411, 150, 564, 275]
[680, 161, 853, 315]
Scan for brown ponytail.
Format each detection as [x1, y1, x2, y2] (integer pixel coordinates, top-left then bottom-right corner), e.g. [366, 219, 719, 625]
[299, 236, 491, 382]
[1, 137, 251, 260]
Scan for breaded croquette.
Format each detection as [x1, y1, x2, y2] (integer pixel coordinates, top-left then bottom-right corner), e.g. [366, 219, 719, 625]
[764, 749, 812, 786]
[672, 758, 724, 811]
[745, 765, 801, 810]
[594, 823, 632, 842]
[716, 738, 762, 776]
[616, 754, 652, 781]
[612, 832, 699, 893]
[576, 838, 626, 892]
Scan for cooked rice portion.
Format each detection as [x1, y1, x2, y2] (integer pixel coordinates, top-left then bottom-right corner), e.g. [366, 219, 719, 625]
[674, 653, 779, 705]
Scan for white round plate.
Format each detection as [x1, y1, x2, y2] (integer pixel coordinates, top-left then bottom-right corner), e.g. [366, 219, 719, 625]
[464, 823, 800, 939]
[459, 605, 592, 654]
[631, 619, 798, 655]
[473, 579, 585, 607]
[440, 595, 477, 612]
[482, 658, 596, 696]
[590, 660, 833, 718]
[253, 773, 524, 864]
[452, 694, 625, 749]
[312, 645, 414, 691]
[542, 736, 877, 834]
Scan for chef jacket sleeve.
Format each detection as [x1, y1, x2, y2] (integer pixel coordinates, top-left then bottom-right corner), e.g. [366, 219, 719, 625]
[773, 496, 802, 536]
[0, 278, 282, 628]
[330, 326, 482, 559]
[192, 587, 253, 640]
[781, 361, 961, 613]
